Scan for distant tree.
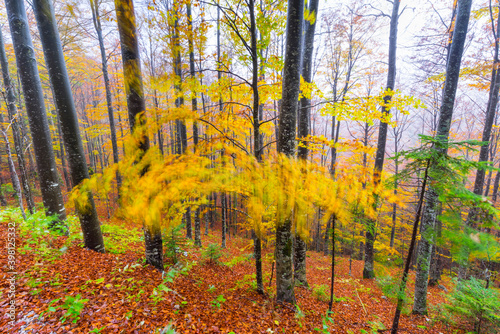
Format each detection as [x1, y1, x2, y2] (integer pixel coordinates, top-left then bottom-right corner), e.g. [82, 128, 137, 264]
[90, 0, 121, 192]
[0, 113, 26, 220]
[364, 0, 401, 279]
[0, 27, 34, 214]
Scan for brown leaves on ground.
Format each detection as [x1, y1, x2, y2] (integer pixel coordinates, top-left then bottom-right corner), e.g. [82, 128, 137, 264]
[0, 215, 460, 334]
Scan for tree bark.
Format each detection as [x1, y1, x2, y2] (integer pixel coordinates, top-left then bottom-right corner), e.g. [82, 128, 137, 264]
[0, 27, 34, 214]
[5, 0, 67, 230]
[364, 0, 400, 279]
[413, 0, 472, 315]
[90, 0, 121, 192]
[275, 0, 304, 304]
[294, 0, 318, 289]
[186, 206, 193, 239]
[391, 160, 430, 334]
[33, 0, 105, 250]
[0, 114, 26, 220]
[247, 0, 264, 294]
[172, 5, 187, 155]
[115, 0, 163, 270]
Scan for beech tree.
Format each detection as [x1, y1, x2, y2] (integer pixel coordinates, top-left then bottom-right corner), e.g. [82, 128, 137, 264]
[363, 0, 401, 279]
[33, 0, 105, 252]
[5, 0, 67, 230]
[90, 0, 122, 192]
[294, 0, 319, 288]
[413, 0, 472, 315]
[0, 27, 34, 215]
[115, 0, 163, 270]
[276, 0, 304, 304]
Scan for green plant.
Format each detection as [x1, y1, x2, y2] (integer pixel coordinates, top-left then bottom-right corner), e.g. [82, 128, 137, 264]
[211, 294, 226, 309]
[376, 275, 411, 313]
[60, 294, 89, 323]
[312, 284, 329, 302]
[295, 304, 305, 328]
[90, 325, 107, 333]
[101, 224, 142, 254]
[163, 224, 187, 264]
[223, 254, 250, 268]
[314, 311, 334, 333]
[202, 243, 223, 263]
[41, 294, 89, 324]
[312, 284, 351, 303]
[437, 277, 500, 333]
[156, 323, 177, 334]
[207, 284, 216, 293]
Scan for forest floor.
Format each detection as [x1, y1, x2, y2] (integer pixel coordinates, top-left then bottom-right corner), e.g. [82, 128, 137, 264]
[0, 205, 467, 334]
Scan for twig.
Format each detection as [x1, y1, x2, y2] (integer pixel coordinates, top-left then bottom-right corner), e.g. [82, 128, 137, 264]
[355, 288, 367, 316]
[269, 261, 275, 287]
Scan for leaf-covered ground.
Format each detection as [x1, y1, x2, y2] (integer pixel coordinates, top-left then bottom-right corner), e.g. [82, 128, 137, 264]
[0, 207, 463, 333]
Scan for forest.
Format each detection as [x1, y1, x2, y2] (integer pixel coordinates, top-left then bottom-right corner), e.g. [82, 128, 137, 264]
[0, 0, 500, 332]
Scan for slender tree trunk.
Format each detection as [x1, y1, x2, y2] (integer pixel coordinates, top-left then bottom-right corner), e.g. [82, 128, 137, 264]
[204, 204, 209, 235]
[294, 0, 318, 289]
[5, 0, 67, 229]
[469, 3, 500, 208]
[221, 193, 226, 248]
[55, 111, 72, 192]
[186, 207, 193, 239]
[492, 167, 500, 203]
[364, 0, 400, 279]
[324, 216, 330, 256]
[392, 160, 430, 334]
[194, 206, 201, 247]
[0, 115, 26, 220]
[90, 0, 121, 192]
[187, 3, 201, 247]
[275, 0, 304, 304]
[247, 0, 264, 294]
[172, 5, 187, 155]
[328, 216, 336, 311]
[0, 163, 7, 206]
[33, 0, 105, 250]
[115, 0, 162, 270]
[413, 0, 472, 314]
[0, 28, 34, 214]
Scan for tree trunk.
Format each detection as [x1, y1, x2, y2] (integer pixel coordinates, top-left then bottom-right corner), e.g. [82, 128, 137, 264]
[5, 0, 67, 230]
[194, 207, 201, 247]
[115, 0, 163, 270]
[0, 115, 26, 220]
[364, 0, 400, 279]
[492, 168, 500, 203]
[186, 207, 193, 239]
[33, 0, 105, 250]
[275, 0, 304, 304]
[0, 27, 34, 214]
[328, 216, 336, 311]
[468, 5, 500, 226]
[90, 0, 121, 192]
[172, 5, 187, 155]
[221, 193, 226, 248]
[294, 0, 318, 289]
[248, 0, 264, 294]
[391, 160, 430, 334]
[324, 216, 330, 256]
[413, 0, 472, 315]
[53, 109, 71, 193]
